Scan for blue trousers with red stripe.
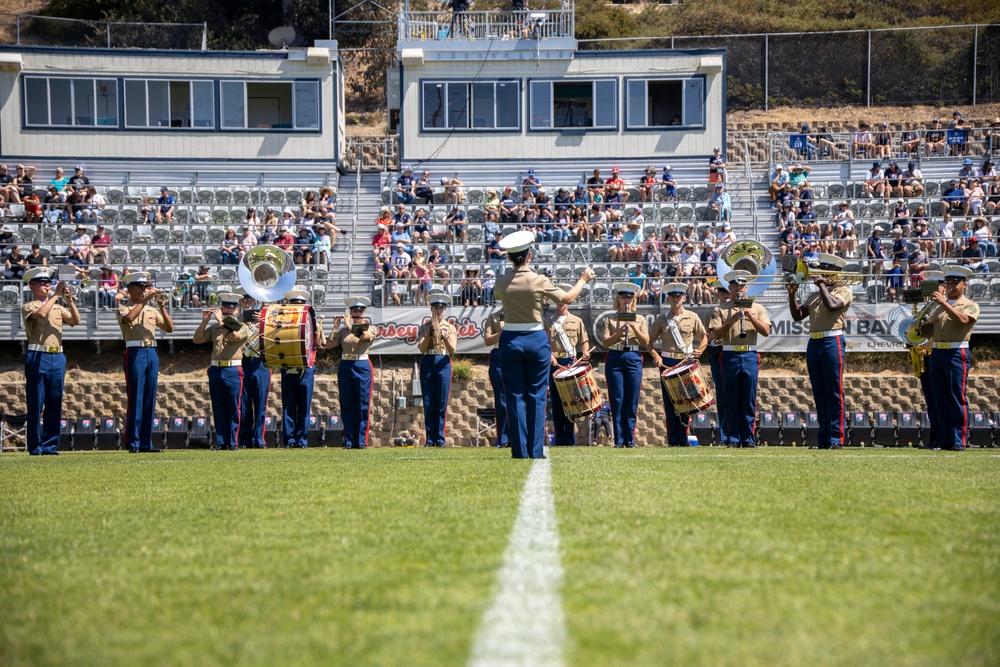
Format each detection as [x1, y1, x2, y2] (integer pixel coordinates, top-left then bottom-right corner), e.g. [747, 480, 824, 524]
[500, 328, 550, 459]
[549, 357, 577, 445]
[605, 350, 643, 446]
[488, 349, 509, 447]
[658, 357, 691, 445]
[720, 350, 759, 446]
[806, 335, 846, 446]
[420, 354, 452, 446]
[929, 348, 969, 449]
[209, 365, 243, 449]
[707, 351, 729, 445]
[124, 347, 159, 452]
[281, 367, 314, 448]
[919, 368, 938, 448]
[24, 350, 66, 455]
[339, 359, 373, 449]
[239, 357, 271, 448]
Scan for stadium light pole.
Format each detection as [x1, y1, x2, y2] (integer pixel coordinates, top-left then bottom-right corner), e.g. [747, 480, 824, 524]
[329, 0, 334, 40]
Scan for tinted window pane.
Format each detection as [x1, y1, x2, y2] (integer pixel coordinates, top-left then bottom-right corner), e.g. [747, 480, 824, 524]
[192, 81, 214, 128]
[293, 81, 319, 129]
[48, 79, 72, 125]
[24, 78, 49, 126]
[124, 80, 146, 127]
[96, 79, 117, 126]
[471, 83, 494, 128]
[221, 81, 244, 128]
[627, 80, 645, 128]
[72, 79, 94, 125]
[553, 81, 591, 128]
[496, 82, 518, 129]
[530, 81, 551, 129]
[147, 80, 169, 127]
[168, 80, 190, 127]
[447, 83, 468, 129]
[684, 78, 704, 127]
[423, 82, 445, 129]
[594, 81, 615, 128]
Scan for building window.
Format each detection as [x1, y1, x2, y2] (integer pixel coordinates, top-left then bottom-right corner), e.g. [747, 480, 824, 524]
[220, 80, 320, 130]
[123, 79, 215, 128]
[23, 77, 118, 127]
[529, 80, 616, 130]
[421, 81, 519, 131]
[626, 78, 705, 129]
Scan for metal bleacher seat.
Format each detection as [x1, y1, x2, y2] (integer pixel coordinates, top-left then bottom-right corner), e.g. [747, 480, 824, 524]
[677, 204, 694, 220]
[609, 266, 627, 278]
[217, 267, 237, 282]
[214, 189, 232, 204]
[967, 279, 988, 300]
[203, 248, 222, 264]
[211, 208, 229, 225]
[592, 283, 611, 302]
[591, 246, 609, 262]
[147, 247, 167, 263]
[134, 224, 153, 240]
[206, 228, 226, 243]
[0, 285, 19, 306]
[268, 189, 285, 205]
[129, 248, 147, 263]
[232, 189, 250, 204]
[553, 246, 572, 261]
[465, 247, 483, 263]
[286, 189, 303, 204]
[167, 248, 182, 263]
[311, 286, 326, 306]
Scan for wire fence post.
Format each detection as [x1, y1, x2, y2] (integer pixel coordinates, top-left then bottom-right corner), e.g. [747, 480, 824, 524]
[764, 33, 768, 111]
[866, 30, 871, 108]
[972, 24, 978, 106]
[107, 22, 111, 48]
[202, 22, 208, 50]
[15, 13, 20, 44]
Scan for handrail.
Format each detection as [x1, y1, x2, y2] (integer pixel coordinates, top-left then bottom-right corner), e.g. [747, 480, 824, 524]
[398, 7, 574, 41]
[743, 136, 760, 241]
[349, 144, 362, 280]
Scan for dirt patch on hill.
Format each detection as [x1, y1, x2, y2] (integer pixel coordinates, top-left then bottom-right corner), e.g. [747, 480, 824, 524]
[729, 102, 1000, 130]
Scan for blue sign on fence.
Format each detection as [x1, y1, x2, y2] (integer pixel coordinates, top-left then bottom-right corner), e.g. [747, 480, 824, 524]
[946, 129, 967, 145]
[789, 134, 808, 149]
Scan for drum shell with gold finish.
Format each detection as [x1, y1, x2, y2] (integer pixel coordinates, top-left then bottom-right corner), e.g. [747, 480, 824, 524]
[553, 364, 603, 419]
[660, 360, 715, 415]
[259, 304, 317, 369]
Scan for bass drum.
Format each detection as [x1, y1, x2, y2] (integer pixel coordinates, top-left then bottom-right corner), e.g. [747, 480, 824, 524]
[259, 304, 317, 369]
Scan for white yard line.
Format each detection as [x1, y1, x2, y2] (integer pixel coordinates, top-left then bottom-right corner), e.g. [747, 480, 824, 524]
[468, 453, 566, 667]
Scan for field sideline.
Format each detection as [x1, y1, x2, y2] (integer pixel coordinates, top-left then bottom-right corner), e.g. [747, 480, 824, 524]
[1, 447, 998, 667]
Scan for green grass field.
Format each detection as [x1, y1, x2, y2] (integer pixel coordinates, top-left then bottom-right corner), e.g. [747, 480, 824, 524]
[1, 448, 998, 667]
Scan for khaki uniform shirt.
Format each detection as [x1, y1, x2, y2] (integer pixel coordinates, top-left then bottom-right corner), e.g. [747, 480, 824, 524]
[483, 311, 504, 349]
[708, 301, 770, 346]
[117, 303, 164, 343]
[649, 310, 706, 354]
[22, 300, 72, 348]
[205, 321, 249, 362]
[805, 286, 853, 332]
[545, 313, 588, 357]
[601, 314, 648, 351]
[419, 320, 458, 355]
[494, 265, 566, 324]
[329, 320, 373, 355]
[928, 296, 979, 343]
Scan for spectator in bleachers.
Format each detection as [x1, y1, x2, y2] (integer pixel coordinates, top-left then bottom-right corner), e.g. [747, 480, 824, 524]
[414, 170, 435, 209]
[461, 267, 483, 307]
[902, 161, 925, 197]
[819, 223, 837, 254]
[397, 166, 417, 204]
[768, 164, 788, 209]
[661, 165, 678, 203]
[155, 187, 174, 224]
[237, 224, 258, 254]
[300, 191, 320, 218]
[392, 202, 411, 231]
[538, 206, 559, 242]
[797, 179, 814, 202]
[499, 186, 520, 225]
[679, 223, 698, 246]
[958, 158, 978, 181]
[967, 179, 986, 217]
[375, 207, 392, 229]
[293, 227, 315, 265]
[0, 226, 16, 259]
[521, 169, 541, 196]
[12, 165, 36, 202]
[840, 224, 858, 257]
[97, 265, 118, 308]
[445, 206, 467, 243]
[908, 245, 929, 288]
[940, 179, 967, 217]
[800, 221, 819, 247]
[890, 199, 911, 237]
[939, 213, 956, 258]
[717, 222, 737, 247]
[65, 225, 91, 267]
[552, 186, 571, 216]
[638, 166, 656, 203]
[174, 270, 195, 308]
[661, 224, 679, 245]
[873, 122, 893, 159]
[263, 208, 279, 228]
[972, 218, 996, 258]
[700, 223, 718, 246]
[412, 208, 431, 244]
[867, 226, 885, 275]
[862, 161, 886, 199]
[643, 230, 662, 264]
[607, 222, 626, 262]
[709, 183, 731, 222]
[832, 200, 854, 232]
[890, 228, 908, 267]
[915, 218, 934, 256]
[986, 119, 1000, 153]
[487, 230, 506, 275]
[852, 121, 874, 158]
[317, 187, 337, 220]
[812, 126, 840, 160]
[605, 167, 629, 205]
[66, 187, 86, 225]
[441, 176, 464, 205]
[140, 197, 156, 224]
[82, 186, 105, 224]
[49, 168, 69, 193]
[801, 241, 820, 264]
[586, 169, 604, 202]
[884, 160, 904, 198]
[427, 245, 450, 282]
[950, 117, 969, 157]
[957, 218, 974, 252]
[663, 245, 681, 277]
[390, 242, 411, 279]
[776, 182, 795, 210]
[779, 222, 797, 258]
[23, 190, 42, 224]
[3, 245, 26, 280]
[885, 258, 904, 301]
[961, 237, 986, 273]
[900, 123, 921, 156]
[796, 201, 816, 226]
[584, 204, 606, 242]
[371, 224, 391, 257]
[483, 188, 500, 227]
[788, 164, 810, 194]
[89, 224, 111, 265]
[709, 147, 727, 184]
[242, 207, 260, 231]
[220, 228, 241, 265]
[926, 119, 947, 157]
[391, 221, 412, 249]
[554, 209, 571, 243]
[623, 218, 644, 262]
[258, 225, 277, 245]
[412, 255, 433, 305]
[0, 165, 19, 203]
[314, 228, 331, 266]
[679, 242, 700, 277]
[43, 186, 65, 225]
[69, 166, 89, 190]
[193, 265, 213, 306]
[26, 243, 48, 268]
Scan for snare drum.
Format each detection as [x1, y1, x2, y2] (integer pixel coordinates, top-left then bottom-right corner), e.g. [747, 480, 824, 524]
[259, 304, 317, 369]
[660, 360, 715, 415]
[553, 364, 603, 419]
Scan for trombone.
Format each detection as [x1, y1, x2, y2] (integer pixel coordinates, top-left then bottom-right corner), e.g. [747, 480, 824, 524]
[743, 257, 864, 287]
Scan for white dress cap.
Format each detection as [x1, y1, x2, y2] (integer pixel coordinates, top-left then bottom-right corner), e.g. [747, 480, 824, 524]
[613, 282, 639, 294]
[498, 230, 535, 253]
[664, 282, 688, 295]
[724, 270, 752, 285]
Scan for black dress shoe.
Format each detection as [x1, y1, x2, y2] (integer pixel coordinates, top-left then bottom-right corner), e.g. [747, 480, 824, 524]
[625, 443, 636, 448]
[829, 444, 843, 450]
[741, 444, 757, 449]
[41, 450, 60, 456]
[613, 444, 624, 448]
[139, 448, 163, 453]
[809, 445, 822, 450]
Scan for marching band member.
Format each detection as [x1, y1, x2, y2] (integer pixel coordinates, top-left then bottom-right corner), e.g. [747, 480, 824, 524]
[22, 267, 80, 456]
[279, 287, 323, 448]
[326, 295, 377, 449]
[921, 265, 979, 451]
[704, 278, 731, 446]
[234, 287, 270, 448]
[602, 282, 649, 448]
[192, 292, 249, 451]
[417, 291, 458, 447]
[707, 270, 770, 448]
[544, 292, 591, 446]
[483, 307, 509, 448]
[647, 282, 707, 446]
[786, 254, 852, 450]
[494, 230, 594, 459]
[917, 270, 944, 449]
[117, 271, 174, 453]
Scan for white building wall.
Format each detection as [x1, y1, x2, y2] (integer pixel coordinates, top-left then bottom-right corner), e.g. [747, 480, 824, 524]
[0, 49, 341, 162]
[399, 51, 724, 162]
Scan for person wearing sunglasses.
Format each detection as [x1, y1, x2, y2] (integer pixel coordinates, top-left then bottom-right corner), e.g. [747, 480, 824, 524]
[417, 291, 458, 447]
[326, 295, 377, 449]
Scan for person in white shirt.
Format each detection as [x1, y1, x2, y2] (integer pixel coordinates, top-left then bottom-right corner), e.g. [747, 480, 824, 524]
[940, 213, 955, 259]
[717, 222, 737, 247]
[862, 161, 886, 198]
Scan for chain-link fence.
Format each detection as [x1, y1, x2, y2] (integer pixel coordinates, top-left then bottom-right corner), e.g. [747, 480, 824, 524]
[0, 13, 206, 50]
[581, 24, 1000, 111]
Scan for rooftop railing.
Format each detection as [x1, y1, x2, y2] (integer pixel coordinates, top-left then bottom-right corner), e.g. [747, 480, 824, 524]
[398, 7, 574, 42]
